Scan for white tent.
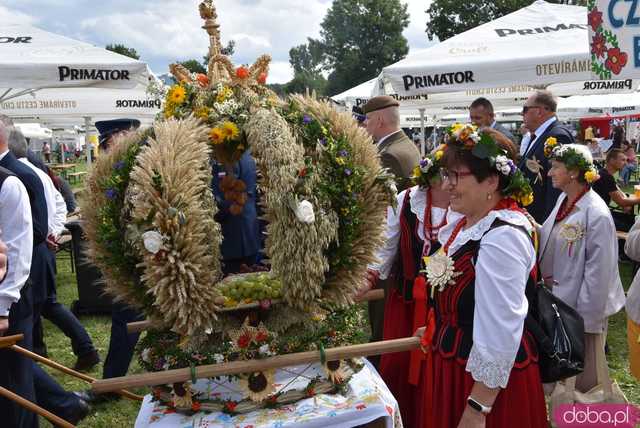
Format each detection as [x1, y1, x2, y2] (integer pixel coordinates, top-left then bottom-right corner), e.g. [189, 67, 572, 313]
[0, 24, 151, 102]
[376, 1, 635, 96]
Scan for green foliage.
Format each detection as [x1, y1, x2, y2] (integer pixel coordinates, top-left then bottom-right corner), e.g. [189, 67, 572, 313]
[284, 42, 327, 95]
[425, 0, 587, 42]
[179, 59, 207, 74]
[320, 0, 409, 95]
[106, 43, 140, 59]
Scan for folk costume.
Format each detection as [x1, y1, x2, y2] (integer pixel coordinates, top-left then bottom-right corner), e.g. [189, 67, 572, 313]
[539, 142, 625, 392]
[372, 184, 458, 427]
[419, 201, 548, 428]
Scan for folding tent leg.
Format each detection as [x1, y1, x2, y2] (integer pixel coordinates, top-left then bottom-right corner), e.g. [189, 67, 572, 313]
[0, 385, 75, 428]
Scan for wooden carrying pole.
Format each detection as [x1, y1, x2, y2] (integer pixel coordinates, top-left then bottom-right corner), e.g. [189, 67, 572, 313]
[92, 336, 420, 393]
[0, 385, 75, 428]
[126, 289, 386, 334]
[10, 345, 143, 402]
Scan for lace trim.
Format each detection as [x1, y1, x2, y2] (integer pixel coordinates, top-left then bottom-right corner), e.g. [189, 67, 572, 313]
[409, 187, 447, 241]
[440, 209, 533, 255]
[466, 345, 514, 389]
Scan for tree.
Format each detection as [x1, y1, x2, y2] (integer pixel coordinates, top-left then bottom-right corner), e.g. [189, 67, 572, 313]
[425, 0, 588, 42]
[315, 0, 409, 95]
[284, 41, 327, 95]
[106, 43, 140, 59]
[178, 59, 207, 74]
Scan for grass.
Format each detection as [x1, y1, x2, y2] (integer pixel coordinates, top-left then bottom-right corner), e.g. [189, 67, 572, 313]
[36, 165, 638, 426]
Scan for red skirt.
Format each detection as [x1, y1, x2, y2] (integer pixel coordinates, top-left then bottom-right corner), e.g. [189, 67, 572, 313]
[378, 288, 419, 427]
[423, 352, 548, 428]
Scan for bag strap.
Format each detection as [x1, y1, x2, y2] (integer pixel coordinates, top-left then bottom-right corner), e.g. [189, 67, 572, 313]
[594, 333, 614, 398]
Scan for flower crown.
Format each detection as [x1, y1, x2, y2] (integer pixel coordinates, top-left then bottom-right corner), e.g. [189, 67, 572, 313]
[412, 146, 444, 187]
[543, 138, 599, 184]
[445, 123, 534, 206]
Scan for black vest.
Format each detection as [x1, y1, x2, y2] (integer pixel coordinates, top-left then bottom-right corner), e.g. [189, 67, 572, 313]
[0, 166, 15, 192]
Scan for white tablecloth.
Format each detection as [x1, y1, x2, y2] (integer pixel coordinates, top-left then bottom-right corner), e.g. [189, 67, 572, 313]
[134, 359, 402, 428]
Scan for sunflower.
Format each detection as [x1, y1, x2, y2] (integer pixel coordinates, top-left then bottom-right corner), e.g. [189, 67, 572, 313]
[209, 127, 224, 145]
[221, 121, 240, 140]
[238, 370, 275, 402]
[195, 107, 210, 120]
[168, 85, 186, 105]
[323, 360, 349, 384]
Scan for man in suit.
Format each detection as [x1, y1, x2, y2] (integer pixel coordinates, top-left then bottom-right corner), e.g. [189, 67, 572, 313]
[469, 97, 517, 144]
[362, 96, 420, 366]
[363, 95, 420, 191]
[0, 118, 89, 425]
[518, 90, 575, 223]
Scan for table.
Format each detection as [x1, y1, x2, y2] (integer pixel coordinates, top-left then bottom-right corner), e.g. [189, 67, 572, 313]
[49, 163, 77, 179]
[134, 360, 402, 428]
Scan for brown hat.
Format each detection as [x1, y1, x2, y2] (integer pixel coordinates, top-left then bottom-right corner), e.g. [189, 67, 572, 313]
[362, 95, 399, 114]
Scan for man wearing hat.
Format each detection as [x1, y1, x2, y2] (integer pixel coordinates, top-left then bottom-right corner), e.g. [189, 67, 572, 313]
[362, 96, 420, 366]
[95, 118, 141, 152]
[363, 95, 420, 191]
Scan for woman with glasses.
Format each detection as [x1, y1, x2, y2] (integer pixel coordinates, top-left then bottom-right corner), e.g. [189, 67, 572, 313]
[538, 141, 625, 392]
[416, 125, 546, 428]
[361, 148, 461, 427]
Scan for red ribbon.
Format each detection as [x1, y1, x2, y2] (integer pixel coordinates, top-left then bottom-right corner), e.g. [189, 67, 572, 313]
[408, 276, 433, 385]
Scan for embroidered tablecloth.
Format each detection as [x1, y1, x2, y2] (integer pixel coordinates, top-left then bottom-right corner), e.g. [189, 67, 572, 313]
[134, 359, 402, 428]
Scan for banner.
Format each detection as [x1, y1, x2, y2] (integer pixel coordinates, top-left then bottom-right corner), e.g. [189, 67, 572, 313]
[590, 0, 640, 80]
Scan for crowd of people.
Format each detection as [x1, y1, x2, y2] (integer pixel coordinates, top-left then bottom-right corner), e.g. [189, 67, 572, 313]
[0, 88, 639, 427]
[357, 91, 638, 427]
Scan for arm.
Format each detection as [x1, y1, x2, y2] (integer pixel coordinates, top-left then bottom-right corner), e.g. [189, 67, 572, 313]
[0, 177, 33, 317]
[610, 190, 640, 208]
[463, 227, 534, 419]
[625, 215, 640, 261]
[52, 188, 67, 237]
[580, 211, 617, 332]
[368, 190, 404, 280]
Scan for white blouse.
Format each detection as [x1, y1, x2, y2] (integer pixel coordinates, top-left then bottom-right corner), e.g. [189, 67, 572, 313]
[625, 216, 640, 324]
[438, 209, 535, 389]
[370, 186, 455, 280]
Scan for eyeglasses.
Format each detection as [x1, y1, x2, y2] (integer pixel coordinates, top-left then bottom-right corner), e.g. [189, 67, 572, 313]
[521, 105, 545, 115]
[440, 169, 474, 186]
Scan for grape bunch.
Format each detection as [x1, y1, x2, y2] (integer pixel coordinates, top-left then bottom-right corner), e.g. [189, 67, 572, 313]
[217, 272, 283, 308]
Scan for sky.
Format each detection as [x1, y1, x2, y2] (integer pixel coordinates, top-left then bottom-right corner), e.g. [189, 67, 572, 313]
[1, 0, 435, 86]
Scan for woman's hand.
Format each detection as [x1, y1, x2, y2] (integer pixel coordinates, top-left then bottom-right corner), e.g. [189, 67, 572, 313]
[355, 269, 379, 298]
[457, 405, 486, 428]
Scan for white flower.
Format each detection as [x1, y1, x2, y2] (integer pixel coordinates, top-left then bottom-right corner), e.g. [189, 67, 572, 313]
[142, 230, 164, 254]
[495, 155, 513, 176]
[470, 132, 480, 143]
[141, 348, 152, 363]
[162, 361, 170, 370]
[259, 344, 271, 356]
[295, 200, 315, 224]
[213, 353, 225, 364]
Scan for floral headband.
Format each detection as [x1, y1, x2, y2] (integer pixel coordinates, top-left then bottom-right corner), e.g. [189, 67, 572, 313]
[445, 123, 534, 206]
[412, 146, 445, 188]
[543, 138, 599, 184]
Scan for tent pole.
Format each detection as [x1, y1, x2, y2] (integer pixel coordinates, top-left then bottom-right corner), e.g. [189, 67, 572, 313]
[419, 108, 426, 156]
[84, 116, 92, 166]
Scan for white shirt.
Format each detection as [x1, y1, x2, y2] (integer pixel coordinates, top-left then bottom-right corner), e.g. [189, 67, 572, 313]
[519, 132, 531, 157]
[370, 186, 460, 279]
[523, 116, 557, 158]
[18, 158, 66, 237]
[0, 149, 8, 162]
[0, 175, 33, 316]
[377, 130, 402, 149]
[438, 209, 536, 389]
[625, 216, 640, 324]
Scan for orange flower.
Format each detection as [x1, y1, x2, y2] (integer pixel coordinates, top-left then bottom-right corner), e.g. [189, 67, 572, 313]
[191, 401, 201, 412]
[236, 66, 250, 79]
[257, 72, 268, 84]
[196, 73, 209, 87]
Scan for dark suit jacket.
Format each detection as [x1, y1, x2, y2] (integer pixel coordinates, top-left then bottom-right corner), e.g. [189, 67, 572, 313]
[378, 130, 421, 191]
[0, 151, 53, 304]
[211, 151, 260, 260]
[493, 122, 517, 144]
[517, 119, 574, 223]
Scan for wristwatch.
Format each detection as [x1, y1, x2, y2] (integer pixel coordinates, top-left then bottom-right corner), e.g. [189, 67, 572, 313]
[467, 396, 492, 415]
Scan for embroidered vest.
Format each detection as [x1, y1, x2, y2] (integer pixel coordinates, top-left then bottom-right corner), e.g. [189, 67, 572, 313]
[430, 219, 538, 368]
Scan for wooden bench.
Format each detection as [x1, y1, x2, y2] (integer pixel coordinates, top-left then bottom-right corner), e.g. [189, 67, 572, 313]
[67, 171, 87, 184]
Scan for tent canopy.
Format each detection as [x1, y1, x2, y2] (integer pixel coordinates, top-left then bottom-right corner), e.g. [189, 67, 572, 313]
[378, 1, 599, 96]
[0, 24, 151, 101]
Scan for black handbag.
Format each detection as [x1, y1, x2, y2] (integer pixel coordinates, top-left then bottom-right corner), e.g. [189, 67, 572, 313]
[525, 282, 585, 383]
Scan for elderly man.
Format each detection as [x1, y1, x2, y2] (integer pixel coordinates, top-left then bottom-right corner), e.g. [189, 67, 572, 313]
[469, 97, 516, 143]
[518, 90, 575, 223]
[362, 96, 420, 366]
[363, 95, 420, 191]
[9, 128, 100, 371]
[0, 160, 35, 427]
